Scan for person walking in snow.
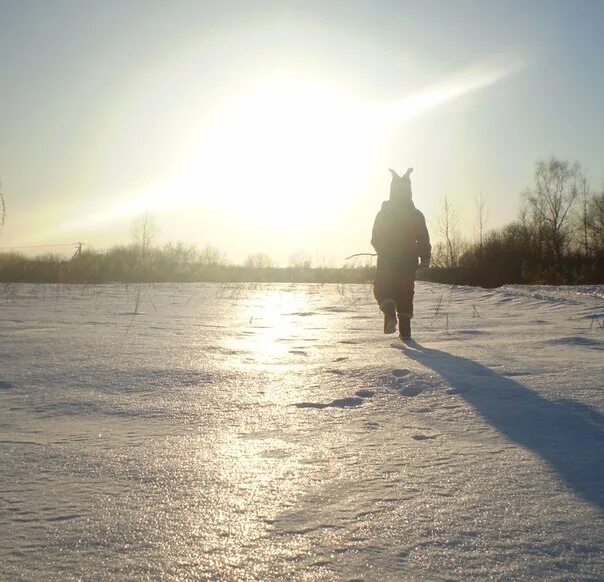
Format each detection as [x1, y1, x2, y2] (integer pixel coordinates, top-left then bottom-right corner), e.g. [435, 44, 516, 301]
[371, 167, 431, 340]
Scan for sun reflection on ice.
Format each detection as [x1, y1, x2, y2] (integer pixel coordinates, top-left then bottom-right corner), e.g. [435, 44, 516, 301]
[199, 286, 337, 574]
[227, 286, 328, 373]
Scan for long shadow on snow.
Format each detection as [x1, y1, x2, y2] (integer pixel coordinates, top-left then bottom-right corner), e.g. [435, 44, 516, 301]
[402, 343, 604, 511]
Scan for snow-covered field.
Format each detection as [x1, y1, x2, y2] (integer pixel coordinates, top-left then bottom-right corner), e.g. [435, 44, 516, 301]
[1, 281, 603, 581]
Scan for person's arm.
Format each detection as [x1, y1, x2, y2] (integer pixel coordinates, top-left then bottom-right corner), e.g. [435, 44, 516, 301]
[415, 211, 431, 267]
[371, 210, 386, 255]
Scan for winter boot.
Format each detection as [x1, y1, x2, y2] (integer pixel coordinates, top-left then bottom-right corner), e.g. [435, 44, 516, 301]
[380, 299, 397, 334]
[398, 314, 412, 341]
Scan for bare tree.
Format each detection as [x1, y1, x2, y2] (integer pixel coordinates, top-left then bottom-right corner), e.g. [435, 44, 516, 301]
[587, 189, 604, 253]
[474, 191, 488, 251]
[437, 196, 463, 268]
[576, 173, 591, 255]
[200, 245, 225, 266]
[244, 253, 274, 269]
[131, 213, 157, 261]
[0, 180, 6, 230]
[288, 250, 312, 269]
[524, 158, 581, 266]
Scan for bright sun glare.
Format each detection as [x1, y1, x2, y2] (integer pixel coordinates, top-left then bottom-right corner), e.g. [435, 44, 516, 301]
[176, 76, 378, 228]
[59, 59, 522, 236]
[172, 61, 522, 227]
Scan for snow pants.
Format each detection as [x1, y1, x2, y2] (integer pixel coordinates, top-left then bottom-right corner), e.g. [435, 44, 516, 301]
[373, 262, 416, 318]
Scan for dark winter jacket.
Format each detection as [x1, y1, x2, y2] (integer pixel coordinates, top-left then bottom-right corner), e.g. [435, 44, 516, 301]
[371, 199, 431, 271]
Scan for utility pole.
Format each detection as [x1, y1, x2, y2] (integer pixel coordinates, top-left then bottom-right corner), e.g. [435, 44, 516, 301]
[72, 242, 83, 259]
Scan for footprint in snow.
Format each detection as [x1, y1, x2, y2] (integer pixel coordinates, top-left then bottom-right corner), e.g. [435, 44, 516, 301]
[400, 385, 425, 397]
[289, 350, 308, 356]
[294, 397, 364, 409]
[392, 369, 410, 378]
[294, 389, 375, 410]
[329, 397, 365, 408]
[355, 389, 375, 398]
[294, 401, 327, 409]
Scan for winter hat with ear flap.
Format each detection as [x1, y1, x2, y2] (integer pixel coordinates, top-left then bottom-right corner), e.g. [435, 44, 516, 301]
[389, 167, 413, 201]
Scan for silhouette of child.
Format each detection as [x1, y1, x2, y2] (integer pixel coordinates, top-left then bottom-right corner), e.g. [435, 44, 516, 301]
[371, 168, 431, 340]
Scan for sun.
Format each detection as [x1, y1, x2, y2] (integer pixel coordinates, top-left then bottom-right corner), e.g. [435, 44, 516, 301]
[174, 76, 379, 229]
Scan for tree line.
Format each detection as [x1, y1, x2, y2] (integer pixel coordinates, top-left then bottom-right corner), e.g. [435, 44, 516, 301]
[426, 158, 604, 286]
[0, 158, 603, 285]
[0, 242, 373, 284]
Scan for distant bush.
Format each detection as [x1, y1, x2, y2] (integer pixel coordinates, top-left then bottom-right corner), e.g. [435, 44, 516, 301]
[423, 157, 604, 286]
[0, 243, 375, 284]
[421, 217, 604, 287]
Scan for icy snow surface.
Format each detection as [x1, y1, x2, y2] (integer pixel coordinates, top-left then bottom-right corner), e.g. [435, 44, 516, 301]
[1, 282, 603, 580]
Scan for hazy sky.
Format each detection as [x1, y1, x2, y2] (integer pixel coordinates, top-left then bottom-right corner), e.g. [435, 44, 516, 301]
[1, 0, 603, 264]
